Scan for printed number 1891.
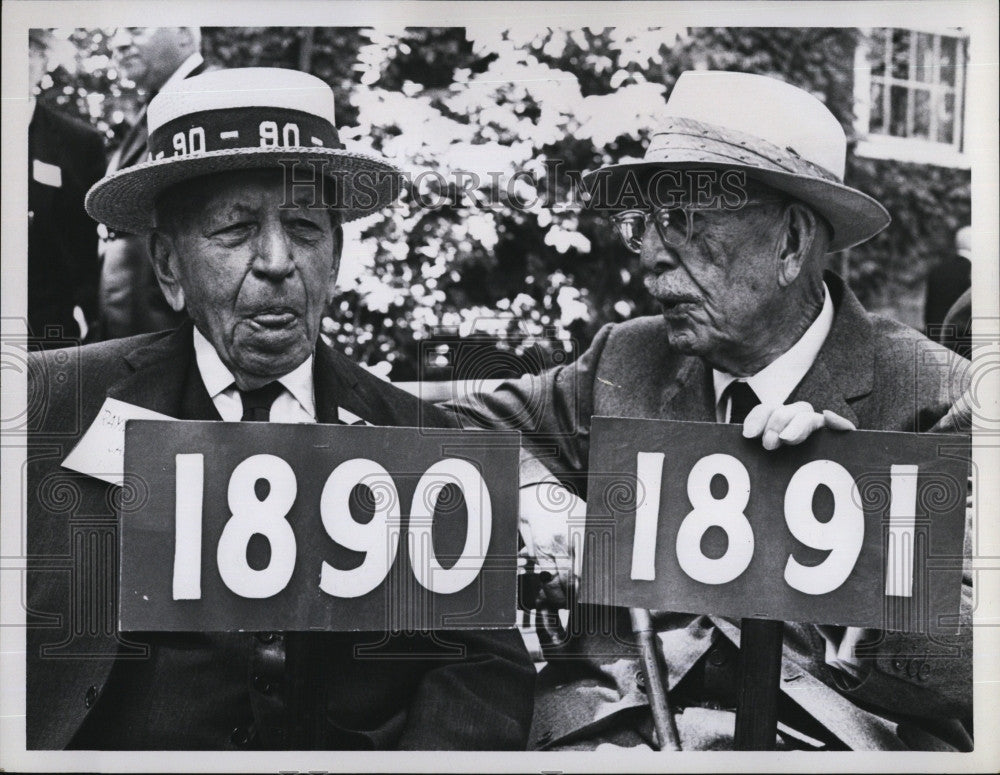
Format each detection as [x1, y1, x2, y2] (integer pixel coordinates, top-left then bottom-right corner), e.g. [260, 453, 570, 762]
[629, 453, 918, 597]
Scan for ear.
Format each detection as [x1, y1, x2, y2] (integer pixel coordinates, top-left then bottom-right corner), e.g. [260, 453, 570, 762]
[326, 223, 344, 305]
[148, 230, 186, 312]
[176, 27, 195, 53]
[775, 202, 820, 287]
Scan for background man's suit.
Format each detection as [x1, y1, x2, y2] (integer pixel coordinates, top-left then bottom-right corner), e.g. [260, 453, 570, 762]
[446, 272, 972, 750]
[28, 101, 105, 346]
[924, 252, 971, 337]
[26, 323, 534, 750]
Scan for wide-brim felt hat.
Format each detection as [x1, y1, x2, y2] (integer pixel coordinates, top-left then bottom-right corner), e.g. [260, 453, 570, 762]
[86, 68, 403, 234]
[582, 71, 890, 253]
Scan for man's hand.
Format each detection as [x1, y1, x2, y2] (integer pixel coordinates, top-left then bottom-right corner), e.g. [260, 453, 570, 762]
[519, 481, 586, 609]
[517, 402, 857, 608]
[743, 401, 856, 450]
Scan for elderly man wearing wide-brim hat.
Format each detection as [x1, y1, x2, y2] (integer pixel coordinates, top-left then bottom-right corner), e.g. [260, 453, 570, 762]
[26, 68, 535, 751]
[444, 71, 971, 750]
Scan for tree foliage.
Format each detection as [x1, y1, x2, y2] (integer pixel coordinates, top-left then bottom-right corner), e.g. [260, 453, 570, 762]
[37, 25, 969, 379]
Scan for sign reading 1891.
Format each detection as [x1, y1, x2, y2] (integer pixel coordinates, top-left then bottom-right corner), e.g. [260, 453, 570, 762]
[120, 421, 520, 632]
[580, 418, 969, 632]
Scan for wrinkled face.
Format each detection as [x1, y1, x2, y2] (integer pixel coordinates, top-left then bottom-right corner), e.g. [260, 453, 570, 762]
[154, 168, 341, 385]
[110, 27, 189, 91]
[639, 190, 787, 360]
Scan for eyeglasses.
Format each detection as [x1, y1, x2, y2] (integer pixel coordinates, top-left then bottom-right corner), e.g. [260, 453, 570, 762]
[610, 200, 785, 254]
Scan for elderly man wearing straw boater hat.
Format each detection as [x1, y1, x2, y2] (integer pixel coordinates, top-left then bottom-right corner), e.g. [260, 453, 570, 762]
[25, 67, 534, 751]
[444, 71, 971, 750]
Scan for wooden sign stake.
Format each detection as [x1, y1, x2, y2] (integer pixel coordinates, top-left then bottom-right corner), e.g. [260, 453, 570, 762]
[629, 608, 682, 751]
[734, 617, 784, 750]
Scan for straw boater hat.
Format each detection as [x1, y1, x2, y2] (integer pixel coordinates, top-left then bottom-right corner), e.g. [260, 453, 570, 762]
[86, 68, 402, 234]
[583, 71, 890, 252]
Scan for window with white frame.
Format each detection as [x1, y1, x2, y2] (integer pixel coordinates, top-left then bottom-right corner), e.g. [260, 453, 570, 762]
[853, 27, 968, 167]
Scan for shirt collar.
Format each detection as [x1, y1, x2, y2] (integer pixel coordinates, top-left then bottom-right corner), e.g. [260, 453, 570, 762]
[159, 52, 203, 93]
[192, 326, 316, 419]
[713, 282, 834, 408]
[277, 353, 316, 420]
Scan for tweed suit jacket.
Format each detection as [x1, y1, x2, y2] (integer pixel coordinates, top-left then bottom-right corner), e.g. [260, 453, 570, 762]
[25, 322, 534, 750]
[445, 272, 972, 750]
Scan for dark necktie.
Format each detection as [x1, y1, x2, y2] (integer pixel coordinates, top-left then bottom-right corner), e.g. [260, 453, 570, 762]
[721, 377, 785, 749]
[724, 380, 761, 424]
[238, 382, 284, 422]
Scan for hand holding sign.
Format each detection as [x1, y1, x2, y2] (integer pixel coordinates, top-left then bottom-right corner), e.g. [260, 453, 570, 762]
[581, 417, 968, 632]
[519, 402, 857, 609]
[743, 401, 857, 449]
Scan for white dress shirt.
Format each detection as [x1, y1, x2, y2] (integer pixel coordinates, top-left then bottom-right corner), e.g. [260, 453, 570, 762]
[712, 283, 834, 422]
[192, 327, 316, 423]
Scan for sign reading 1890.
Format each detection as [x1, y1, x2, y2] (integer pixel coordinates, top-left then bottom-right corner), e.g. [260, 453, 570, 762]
[120, 421, 520, 632]
[580, 418, 969, 632]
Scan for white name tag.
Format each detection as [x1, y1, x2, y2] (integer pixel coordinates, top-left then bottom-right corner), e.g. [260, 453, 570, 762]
[32, 159, 62, 188]
[337, 407, 370, 426]
[62, 397, 175, 485]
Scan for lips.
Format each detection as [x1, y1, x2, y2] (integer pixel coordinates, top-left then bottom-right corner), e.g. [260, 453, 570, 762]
[246, 308, 299, 329]
[660, 295, 699, 313]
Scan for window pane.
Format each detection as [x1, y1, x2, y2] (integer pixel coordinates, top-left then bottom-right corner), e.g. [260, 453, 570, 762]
[891, 29, 910, 80]
[869, 28, 886, 76]
[938, 91, 955, 144]
[915, 33, 934, 83]
[939, 36, 957, 87]
[870, 82, 884, 133]
[890, 84, 909, 136]
[913, 88, 931, 138]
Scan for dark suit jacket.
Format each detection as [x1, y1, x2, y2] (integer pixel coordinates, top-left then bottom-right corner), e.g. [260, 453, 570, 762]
[940, 287, 972, 359]
[445, 272, 972, 750]
[924, 254, 971, 334]
[28, 101, 105, 344]
[26, 323, 534, 750]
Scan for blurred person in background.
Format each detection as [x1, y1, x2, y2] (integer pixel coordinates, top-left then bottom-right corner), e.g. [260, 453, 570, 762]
[28, 28, 105, 348]
[924, 224, 971, 340]
[933, 226, 973, 359]
[940, 286, 972, 359]
[96, 27, 208, 340]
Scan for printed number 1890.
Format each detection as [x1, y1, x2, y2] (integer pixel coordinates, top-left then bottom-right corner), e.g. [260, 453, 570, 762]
[171, 454, 491, 601]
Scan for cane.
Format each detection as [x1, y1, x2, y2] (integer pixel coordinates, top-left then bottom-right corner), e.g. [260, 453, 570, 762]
[629, 608, 682, 751]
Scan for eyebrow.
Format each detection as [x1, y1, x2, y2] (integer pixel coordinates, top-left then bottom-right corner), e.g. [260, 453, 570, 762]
[210, 202, 260, 219]
[202, 200, 329, 225]
[195, 202, 261, 228]
[283, 198, 331, 216]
